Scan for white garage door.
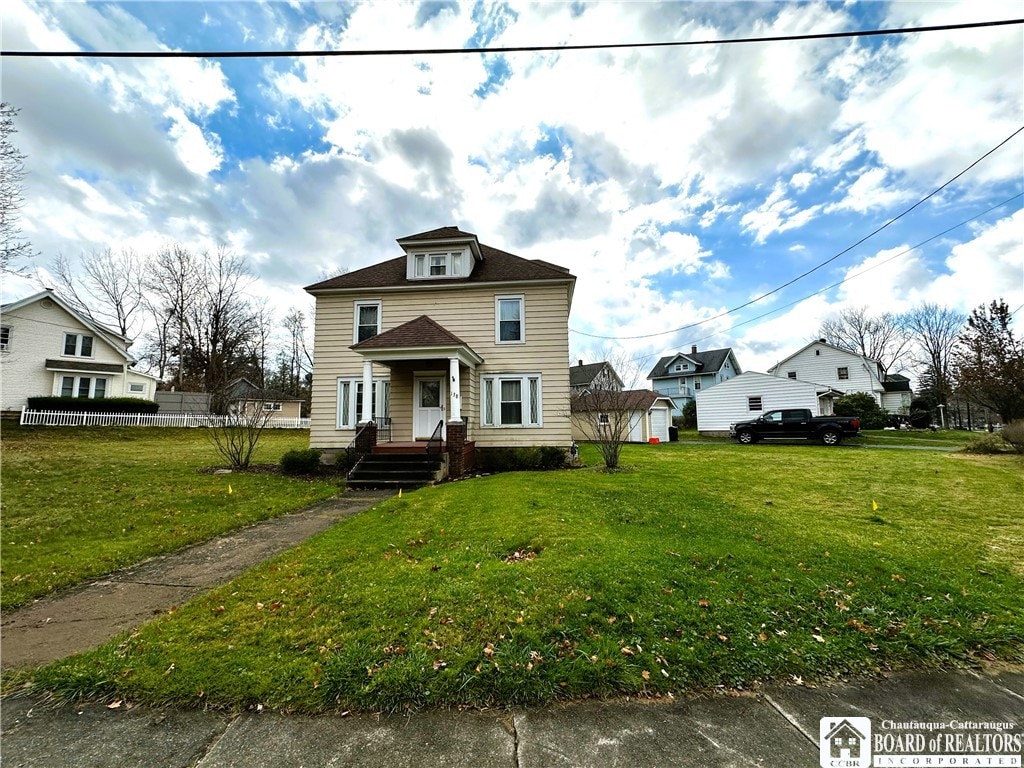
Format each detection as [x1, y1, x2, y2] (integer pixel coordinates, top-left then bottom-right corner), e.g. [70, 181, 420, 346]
[650, 407, 669, 442]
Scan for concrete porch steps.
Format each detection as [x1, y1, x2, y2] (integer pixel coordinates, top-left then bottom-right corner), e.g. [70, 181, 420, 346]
[346, 453, 445, 490]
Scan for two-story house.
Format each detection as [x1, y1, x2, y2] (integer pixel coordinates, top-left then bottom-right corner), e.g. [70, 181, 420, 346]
[0, 290, 159, 414]
[767, 339, 911, 414]
[304, 227, 576, 477]
[570, 360, 623, 395]
[646, 345, 741, 414]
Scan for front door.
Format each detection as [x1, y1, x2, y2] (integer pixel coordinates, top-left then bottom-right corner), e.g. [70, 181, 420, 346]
[414, 376, 446, 440]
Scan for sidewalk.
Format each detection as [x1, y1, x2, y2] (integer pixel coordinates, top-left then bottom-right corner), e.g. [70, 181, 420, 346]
[2, 667, 1021, 767]
[0, 490, 395, 668]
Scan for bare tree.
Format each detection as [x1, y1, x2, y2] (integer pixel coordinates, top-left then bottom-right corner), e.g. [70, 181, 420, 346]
[49, 248, 146, 338]
[144, 244, 201, 388]
[818, 306, 912, 374]
[1, 102, 37, 275]
[207, 391, 276, 469]
[281, 307, 313, 392]
[904, 303, 967, 406]
[568, 353, 648, 469]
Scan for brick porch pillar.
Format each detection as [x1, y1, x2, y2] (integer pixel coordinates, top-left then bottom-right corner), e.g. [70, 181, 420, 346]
[354, 421, 377, 457]
[446, 420, 466, 478]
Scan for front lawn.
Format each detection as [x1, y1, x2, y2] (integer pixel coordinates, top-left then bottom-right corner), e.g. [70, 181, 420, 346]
[32, 442, 1023, 712]
[0, 425, 339, 609]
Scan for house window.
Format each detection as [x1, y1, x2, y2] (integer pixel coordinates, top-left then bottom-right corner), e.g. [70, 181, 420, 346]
[354, 301, 381, 344]
[694, 380, 701, 390]
[674, 363, 689, 372]
[0, 325, 10, 351]
[129, 383, 145, 393]
[336, 377, 390, 428]
[597, 413, 610, 426]
[60, 375, 106, 399]
[496, 295, 524, 343]
[63, 333, 94, 357]
[481, 374, 541, 427]
[837, 367, 849, 380]
[412, 251, 465, 279]
[748, 396, 763, 412]
[787, 371, 797, 379]
[262, 402, 283, 412]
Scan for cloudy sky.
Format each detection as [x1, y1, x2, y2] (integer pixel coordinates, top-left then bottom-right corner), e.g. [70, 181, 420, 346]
[2, 0, 1022, 380]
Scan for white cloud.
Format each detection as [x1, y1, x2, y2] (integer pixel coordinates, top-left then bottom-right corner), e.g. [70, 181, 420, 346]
[164, 107, 224, 176]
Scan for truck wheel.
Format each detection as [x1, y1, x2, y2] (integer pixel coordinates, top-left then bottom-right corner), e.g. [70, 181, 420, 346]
[821, 429, 842, 446]
[736, 429, 756, 445]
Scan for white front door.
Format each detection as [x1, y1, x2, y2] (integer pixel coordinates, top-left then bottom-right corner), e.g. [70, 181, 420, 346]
[414, 376, 446, 439]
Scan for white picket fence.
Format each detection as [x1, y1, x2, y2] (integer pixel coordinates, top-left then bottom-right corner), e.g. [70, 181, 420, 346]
[19, 407, 309, 429]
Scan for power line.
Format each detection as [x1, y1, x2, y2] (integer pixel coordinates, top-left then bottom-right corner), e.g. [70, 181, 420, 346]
[571, 126, 1024, 341]
[4, 18, 1021, 59]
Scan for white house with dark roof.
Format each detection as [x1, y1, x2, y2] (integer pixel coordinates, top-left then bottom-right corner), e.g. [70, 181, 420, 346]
[646, 345, 742, 414]
[767, 339, 912, 414]
[0, 289, 159, 413]
[304, 227, 576, 476]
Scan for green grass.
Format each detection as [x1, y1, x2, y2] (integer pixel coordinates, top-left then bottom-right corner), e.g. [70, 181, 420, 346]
[0, 425, 339, 609]
[29, 441, 1023, 712]
[857, 429, 976, 447]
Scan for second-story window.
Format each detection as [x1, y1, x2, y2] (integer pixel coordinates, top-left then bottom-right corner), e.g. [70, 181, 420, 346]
[496, 295, 524, 343]
[354, 301, 381, 344]
[837, 367, 849, 380]
[0, 325, 11, 352]
[63, 333, 93, 357]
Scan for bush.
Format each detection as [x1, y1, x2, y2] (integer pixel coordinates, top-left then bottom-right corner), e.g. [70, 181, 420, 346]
[834, 392, 889, 430]
[26, 396, 159, 414]
[335, 449, 358, 472]
[679, 400, 697, 430]
[1000, 421, 1024, 454]
[280, 448, 323, 475]
[476, 446, 566, 472]
[960, 434, 1008, 455]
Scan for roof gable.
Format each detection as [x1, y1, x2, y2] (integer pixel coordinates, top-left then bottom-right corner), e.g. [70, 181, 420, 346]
[647, 348, 735, 379]
[1, 289, 133, 362]
[767, 339, 876, 373]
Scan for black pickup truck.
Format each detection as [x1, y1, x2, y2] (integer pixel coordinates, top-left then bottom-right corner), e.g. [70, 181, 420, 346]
[729, 408, 860, 446]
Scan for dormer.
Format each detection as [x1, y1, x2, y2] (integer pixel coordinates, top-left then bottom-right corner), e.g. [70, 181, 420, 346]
[397, 226, 484, 281]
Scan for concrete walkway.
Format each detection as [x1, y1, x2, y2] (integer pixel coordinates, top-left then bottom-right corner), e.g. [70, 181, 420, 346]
[0, 490, 395, 668]
[2, 667, 1021, 767]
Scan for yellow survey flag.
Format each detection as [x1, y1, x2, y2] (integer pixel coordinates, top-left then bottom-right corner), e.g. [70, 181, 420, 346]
[228, 484, 234, 495]
[872, 500, 878, 511]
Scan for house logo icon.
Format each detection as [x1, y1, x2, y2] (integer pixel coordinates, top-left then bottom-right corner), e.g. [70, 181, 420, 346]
[819, 716, 871, 768]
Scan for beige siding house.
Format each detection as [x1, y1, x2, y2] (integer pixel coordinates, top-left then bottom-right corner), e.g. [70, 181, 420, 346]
[305, 227, 576, 474]
[0, 290, 159, 414]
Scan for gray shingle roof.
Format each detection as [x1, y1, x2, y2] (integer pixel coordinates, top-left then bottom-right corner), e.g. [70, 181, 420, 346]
[570, 362, 611, 389]
[350, 315, 474, 351]
[647, 348, 735, 379]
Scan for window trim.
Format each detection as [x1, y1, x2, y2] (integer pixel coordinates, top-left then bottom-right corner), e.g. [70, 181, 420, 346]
[336, 376, 390, 429]
[262, 402, 283, 412]
[480, 373, 542, 427]
[748, 396, 763, 412]
[0, 325, 11, 352]
[787, 371, 797, 379]
[353, 301, 382, 344]
[128, 383, 146, 393]
[63, 332, 94, 358]
[495, 294, 525, 345]
[409, 250, 466, 280]
[60, 375, 107, 399]
[837, 366, 850, 381]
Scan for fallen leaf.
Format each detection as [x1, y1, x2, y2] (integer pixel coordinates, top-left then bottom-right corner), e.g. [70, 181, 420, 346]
[641, 670, 651, 681]
[107, 700, 122, 709]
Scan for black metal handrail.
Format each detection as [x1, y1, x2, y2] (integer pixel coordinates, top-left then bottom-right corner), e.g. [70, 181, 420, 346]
[426, 419, 444, 456]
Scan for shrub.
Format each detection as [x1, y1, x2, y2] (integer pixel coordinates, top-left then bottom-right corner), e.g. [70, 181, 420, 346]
[834, 392, 889, 430]
[1000, 420, 1024, 454]
[960, 434, 1008, 455]
[680, 400, 697, 430]
[538, 446, 566, 469]
[26, 396, 159, 414]
[280, 448, 323, 475]
[335, 449, 358, 472]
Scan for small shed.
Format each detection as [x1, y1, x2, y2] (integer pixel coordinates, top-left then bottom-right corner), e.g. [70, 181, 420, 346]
[695, 371, 842, 435]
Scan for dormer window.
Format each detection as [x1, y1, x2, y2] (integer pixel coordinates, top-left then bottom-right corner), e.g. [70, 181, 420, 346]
[411, 250, 466, 280]
[674, 363, 689, 372]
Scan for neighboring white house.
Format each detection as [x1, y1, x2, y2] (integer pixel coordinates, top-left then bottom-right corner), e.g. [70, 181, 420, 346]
[0, 290, 159, 413]
[695, 371, 844, 435]
[647, 345, 742, 415]
[571, 389, 677, 443]
[767, 339, 912, 414]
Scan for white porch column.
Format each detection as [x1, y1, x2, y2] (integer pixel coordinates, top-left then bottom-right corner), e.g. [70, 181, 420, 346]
[448, 356, 462, 422]
[361, 359, 373, 423]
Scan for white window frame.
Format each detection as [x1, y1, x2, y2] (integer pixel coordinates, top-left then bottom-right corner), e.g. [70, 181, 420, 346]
[597, 412, 610, 426]
[787, 371, 797, 379]
[495, 295, 525, 344]
[336, 377, 390, 429]
[0, 325, 11, 351]
[60, 375, 107, 399]
[837, 366, 849, 381]
[262, 402, 283, 412]
[409, 250, 466, 280]
[63, 333, 94, 357]
[129, 383, 146, 393]
[693, 380, 701, 390]
[480, 373, 542, 427]
[748, 396, 763, 412]
[353, 301, 382, 344]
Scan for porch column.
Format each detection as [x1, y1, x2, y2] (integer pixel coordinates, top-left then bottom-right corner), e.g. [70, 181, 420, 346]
[361, 359, 373, 423]
[448, 356, 462, 422]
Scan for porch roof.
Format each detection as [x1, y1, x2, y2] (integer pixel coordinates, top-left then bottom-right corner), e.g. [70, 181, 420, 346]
[350, 315, 485, 368]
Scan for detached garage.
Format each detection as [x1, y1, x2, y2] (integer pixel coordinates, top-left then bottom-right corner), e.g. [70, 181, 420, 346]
[695, 371, 842, 436]
[572, 389, 677, 444]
